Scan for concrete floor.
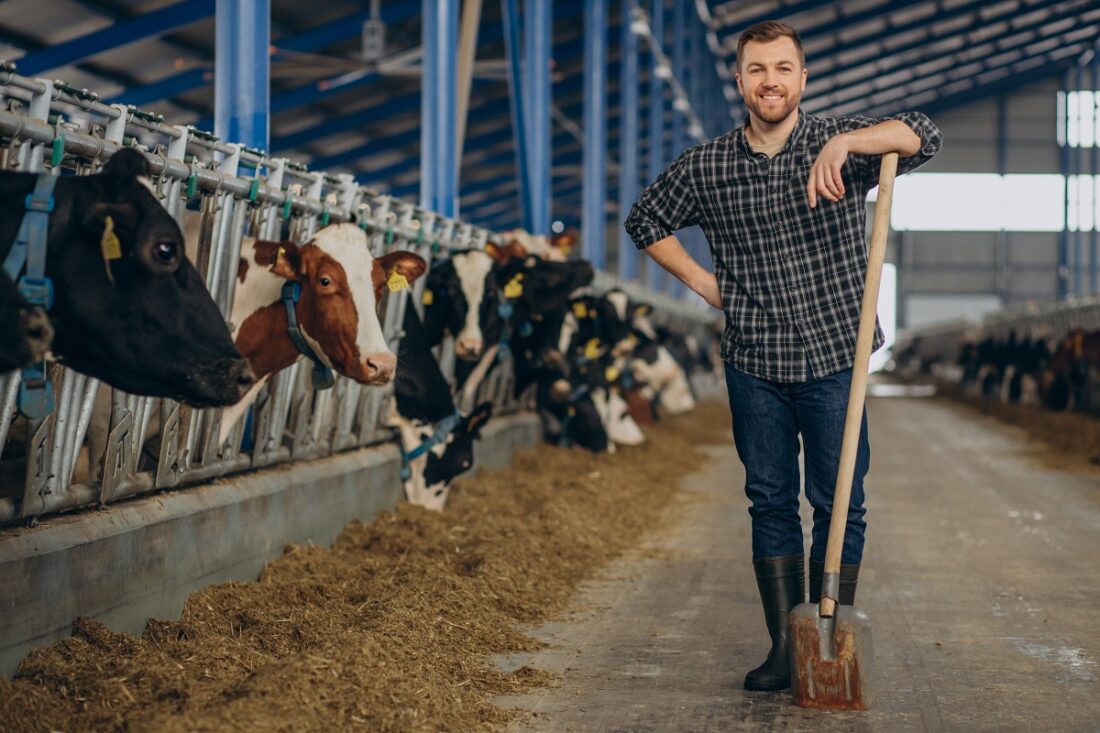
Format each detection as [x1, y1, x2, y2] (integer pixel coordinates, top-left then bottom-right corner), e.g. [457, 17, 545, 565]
[495, 395, 1100, 732]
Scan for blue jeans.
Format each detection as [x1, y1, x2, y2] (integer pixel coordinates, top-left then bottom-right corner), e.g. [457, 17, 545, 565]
[724, 362, 868, 564]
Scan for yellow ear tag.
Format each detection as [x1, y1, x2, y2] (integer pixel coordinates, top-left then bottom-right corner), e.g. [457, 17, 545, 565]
[276, 245, 286, 261]
[604, 365, 620, 383]
[504, 273, 524, 299]
[100, 215, 122, 283]
[387, 270, 410, 293]
[567, 406, 576, 417]
[584, 338, 602, 360]
[572, 302, 588, 319]
[422, 288, 434, 306]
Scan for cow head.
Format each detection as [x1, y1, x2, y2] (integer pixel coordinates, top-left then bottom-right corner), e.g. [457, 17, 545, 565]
[422, 250, 503, 360]
[498, 256, 595, 319]
[243, 224, 426, 385]
[423, 401, 494, 488]
[0, 149, 254, 406]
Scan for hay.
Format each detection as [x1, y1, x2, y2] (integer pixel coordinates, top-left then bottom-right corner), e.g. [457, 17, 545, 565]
[0, 402, 731, 733]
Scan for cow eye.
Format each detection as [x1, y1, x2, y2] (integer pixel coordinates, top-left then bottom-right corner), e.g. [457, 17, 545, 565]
[153, 241, 179, 264]
[320, 276, 332, 287]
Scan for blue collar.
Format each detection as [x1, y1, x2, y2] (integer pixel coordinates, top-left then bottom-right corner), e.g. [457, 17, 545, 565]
[2, 174, 58, 419]
[280, 280, 335, 390]
[400, 410, 463, 479]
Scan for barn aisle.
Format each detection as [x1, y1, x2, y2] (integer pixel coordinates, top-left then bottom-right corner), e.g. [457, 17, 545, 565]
[497, 393, 1100, 732]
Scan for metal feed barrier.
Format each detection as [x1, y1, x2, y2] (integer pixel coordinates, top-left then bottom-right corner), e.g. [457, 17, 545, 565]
[0, 66, 719, 527]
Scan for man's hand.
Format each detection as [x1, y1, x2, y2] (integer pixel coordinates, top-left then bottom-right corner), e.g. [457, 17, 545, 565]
[808, 134, 849, 208]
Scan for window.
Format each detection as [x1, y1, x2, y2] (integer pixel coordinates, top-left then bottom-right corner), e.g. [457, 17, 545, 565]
[1058, 91, 1100, 148]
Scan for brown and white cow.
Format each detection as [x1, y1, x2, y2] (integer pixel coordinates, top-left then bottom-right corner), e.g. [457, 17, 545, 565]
[218, 223, 426, 441]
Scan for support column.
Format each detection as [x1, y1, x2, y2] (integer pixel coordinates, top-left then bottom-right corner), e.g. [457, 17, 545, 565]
[582, 0, 608, 270]
[501, 0, 530, 225]
[215, 0, 270, 151]
[1060, 69, 1071, 300]
[421, 0, 459, 216]
[525, 0, 552, 235]
[646, 0, 665, 292]
[618, 0, 641, 281]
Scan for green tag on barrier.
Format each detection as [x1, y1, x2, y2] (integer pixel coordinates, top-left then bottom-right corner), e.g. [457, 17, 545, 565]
[320, 209, 330, 227]
[283, 197, 293, 219]
[51, 134, 65, 167]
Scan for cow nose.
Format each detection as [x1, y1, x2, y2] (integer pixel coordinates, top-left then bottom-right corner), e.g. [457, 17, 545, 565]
[364, 351, 397, 383]
[456, 337, 483, 359]
[229, 359, 256, 397]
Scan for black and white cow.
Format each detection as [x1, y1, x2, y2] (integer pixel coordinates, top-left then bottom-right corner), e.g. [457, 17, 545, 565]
[0, 149, 253, 406]
[392, 302, 493, 510]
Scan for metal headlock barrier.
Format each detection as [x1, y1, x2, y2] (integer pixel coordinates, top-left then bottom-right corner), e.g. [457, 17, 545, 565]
[0, 66, 719, 527]
[896, 294, 1100, 366]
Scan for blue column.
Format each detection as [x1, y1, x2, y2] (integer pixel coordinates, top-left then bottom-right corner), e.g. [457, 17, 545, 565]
[422, 0, 459, 216]
[1086, 52, 1095, 294]
[1074, 64, 1084, 297]
[215, 0, 270, 151]
[501, 0, 531, 227]
[671, 0, 685, 158]
[582, 0, 607, 270]
[1060, 69, 1071, 300]
[618, 0, 641, 282]
[646, 0, 665, 292]
[526, 0, 552, 234]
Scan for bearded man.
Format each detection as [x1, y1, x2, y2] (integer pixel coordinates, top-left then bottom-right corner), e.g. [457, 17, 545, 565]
[624, 20, 941, 691]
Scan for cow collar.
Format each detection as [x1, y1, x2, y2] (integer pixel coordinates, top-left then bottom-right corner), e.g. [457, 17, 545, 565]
[494, 298, 533, 359]
[280, 280, 336, 390]
[400, 410, 463, 480]
[1, 174, 58, 419]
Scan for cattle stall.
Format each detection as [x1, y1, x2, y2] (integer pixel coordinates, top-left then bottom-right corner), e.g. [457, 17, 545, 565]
[0, 69, 720, 676]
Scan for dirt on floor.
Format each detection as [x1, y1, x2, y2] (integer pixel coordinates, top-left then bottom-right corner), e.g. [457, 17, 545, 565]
[0, 401, 732, 733]
[930, 383, 1100, 476]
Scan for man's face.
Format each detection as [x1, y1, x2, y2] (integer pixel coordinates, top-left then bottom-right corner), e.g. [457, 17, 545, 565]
[735, 37, 807, 124]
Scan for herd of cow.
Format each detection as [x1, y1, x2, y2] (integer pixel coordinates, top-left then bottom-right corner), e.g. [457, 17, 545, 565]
[1, 148, 719, 514]
[895, 326, 1100, 413]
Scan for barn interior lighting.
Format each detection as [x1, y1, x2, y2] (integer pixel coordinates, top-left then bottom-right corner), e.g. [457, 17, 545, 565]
[551, 220, 565, 234]
[630, 8, 650, 36]
[655, 62, 672, 80]
[674, 96, 690, 112]
[689, 122, 704, 139]
[722, 85, 737, 102]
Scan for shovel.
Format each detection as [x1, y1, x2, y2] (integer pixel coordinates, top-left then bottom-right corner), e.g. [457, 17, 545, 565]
[788, 151, 899, 710]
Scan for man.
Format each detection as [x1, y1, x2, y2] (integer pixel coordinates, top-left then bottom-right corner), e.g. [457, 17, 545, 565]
[624, 20, 941, 692]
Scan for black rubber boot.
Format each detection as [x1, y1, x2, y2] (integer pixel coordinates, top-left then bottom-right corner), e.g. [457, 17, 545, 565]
[808, 558, 860, 605]
[744, 554, 804, 691]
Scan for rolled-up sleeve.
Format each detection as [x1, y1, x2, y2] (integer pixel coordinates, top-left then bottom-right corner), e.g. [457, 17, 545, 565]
[624, 151, 699, 250]
[829, 112, 943, 189]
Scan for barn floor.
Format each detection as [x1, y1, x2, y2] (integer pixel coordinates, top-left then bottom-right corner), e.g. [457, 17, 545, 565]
[496, 391, 1100, 732]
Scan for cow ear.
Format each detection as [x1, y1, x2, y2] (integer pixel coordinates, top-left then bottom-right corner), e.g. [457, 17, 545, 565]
[83, 202, 139, 238]
[101, 148, 151, 183]
[485, 242, 508, 264]
[507, 241, 528, 259]
[376, 251, 427, 291]
[464, 401, 494, 437]
[253, 240, 301, 279]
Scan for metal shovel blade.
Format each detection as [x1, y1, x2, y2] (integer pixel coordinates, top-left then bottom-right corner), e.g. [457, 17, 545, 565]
[789, 601, 875, 710]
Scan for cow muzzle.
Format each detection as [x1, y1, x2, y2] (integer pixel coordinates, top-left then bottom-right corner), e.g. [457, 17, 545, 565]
[455, 336, 484, 360]
[362, 351, 397, 385]
[184, 357, 256, 407]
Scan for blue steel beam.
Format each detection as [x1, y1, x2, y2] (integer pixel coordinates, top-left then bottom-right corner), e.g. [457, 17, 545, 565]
[15, 0, 215, 75]
[215, 0, 270, 151]
[114, 0, 421, 108]
[502, 0, 533, 228]
[582, 0, 608, 270]
[526, 0, 553, 234]
[1061, 68, 1072, 299]
[1093, 51, 1099, 294]
[646, 0, 665, 292]
[619, 0, 641, 282]
[421, 0, 459, 217]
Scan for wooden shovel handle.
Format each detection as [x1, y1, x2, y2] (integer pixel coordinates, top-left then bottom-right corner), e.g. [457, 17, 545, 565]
[819, 152, 899, 618]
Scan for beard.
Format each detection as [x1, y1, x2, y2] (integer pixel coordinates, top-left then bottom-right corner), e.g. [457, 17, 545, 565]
[744, 88, 800, 124]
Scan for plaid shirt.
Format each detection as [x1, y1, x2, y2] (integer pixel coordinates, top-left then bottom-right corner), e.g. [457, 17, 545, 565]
[625, 110, 942, 383]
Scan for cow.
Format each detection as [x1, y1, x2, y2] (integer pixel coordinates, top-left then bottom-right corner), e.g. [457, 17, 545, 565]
[1044, 328, 1100, 412]
[218, 224, 426, 442]
[391, 302, 493, 510]
[0, 274, 52, 372]
[0, 149, 253, 406]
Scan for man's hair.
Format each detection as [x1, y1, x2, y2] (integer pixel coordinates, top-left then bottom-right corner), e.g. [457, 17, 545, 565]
[736, 20, 804, 70]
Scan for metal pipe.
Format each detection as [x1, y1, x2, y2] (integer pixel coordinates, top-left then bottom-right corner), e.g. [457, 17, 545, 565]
[422, 0, 459, 217]
[526, 0, 552, 234]
[455, 0, 483, 170]
[646, 0, 665, 292]
[1060, 71, 1071, 300]
[1093, 52, 1099, 294]
[501, 0, 531, 227]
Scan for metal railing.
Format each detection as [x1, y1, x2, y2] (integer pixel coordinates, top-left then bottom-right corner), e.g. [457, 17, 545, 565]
[0, 66, 718, 526]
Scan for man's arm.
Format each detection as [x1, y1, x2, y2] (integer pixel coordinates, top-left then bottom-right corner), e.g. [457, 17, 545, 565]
[644, 236, 722, 310]
[808, 119, 922, 208]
